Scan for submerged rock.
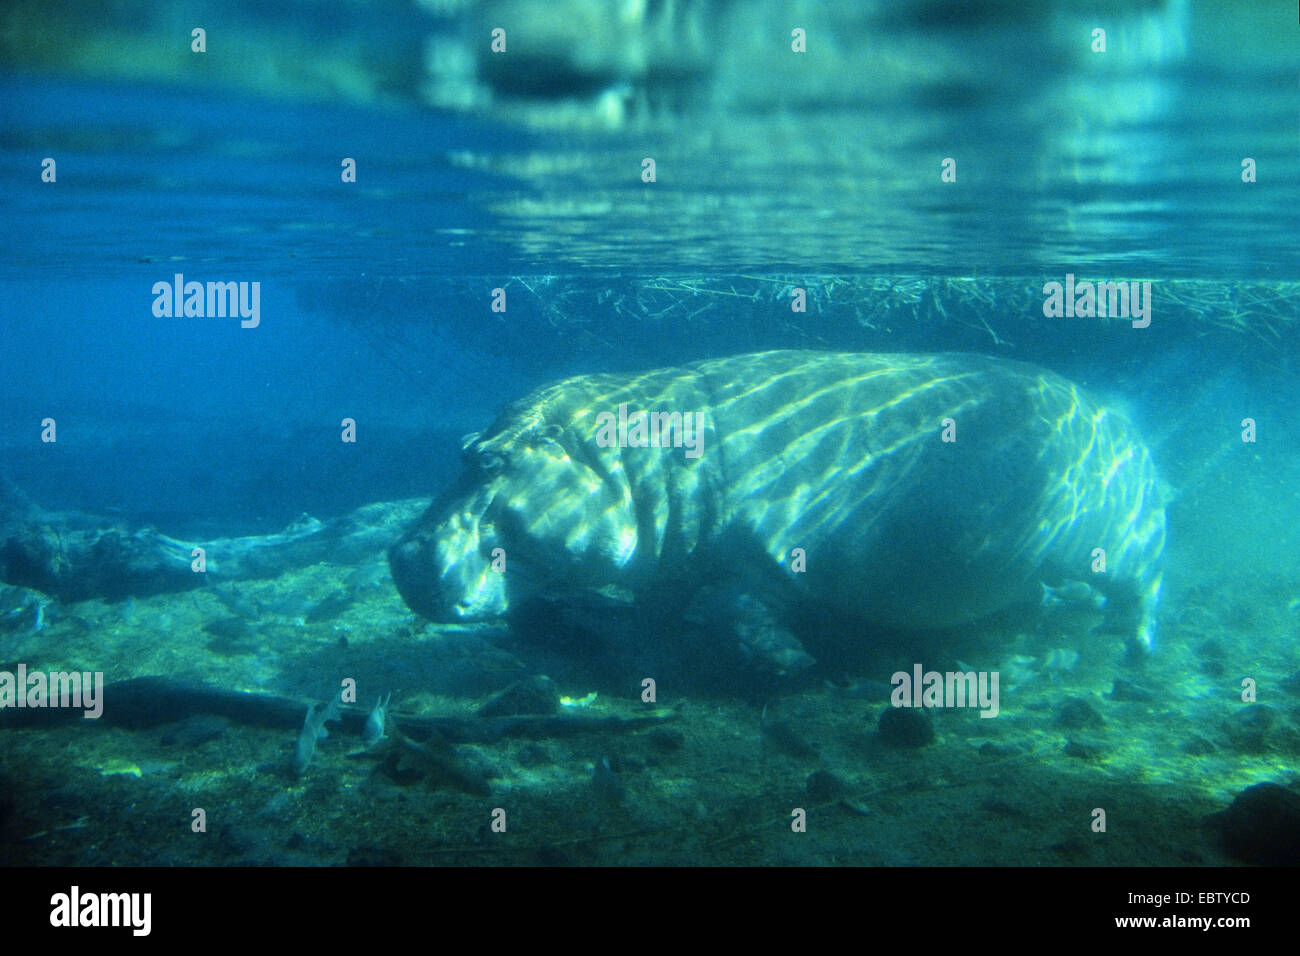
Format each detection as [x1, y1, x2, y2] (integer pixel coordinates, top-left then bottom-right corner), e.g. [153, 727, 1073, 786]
[1056, 696, 1105, 730]
[806, 770, 851, 803]
[476, 675, 560, 717]
[1212, 783, 1300, 866]
[1107, 678, 1156, 703]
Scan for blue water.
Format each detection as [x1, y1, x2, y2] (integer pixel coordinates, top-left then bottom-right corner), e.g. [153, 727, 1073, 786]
[1, 0, 1298, 868]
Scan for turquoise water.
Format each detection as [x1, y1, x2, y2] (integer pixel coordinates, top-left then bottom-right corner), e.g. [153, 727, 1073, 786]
[1, 1, 1298, 867]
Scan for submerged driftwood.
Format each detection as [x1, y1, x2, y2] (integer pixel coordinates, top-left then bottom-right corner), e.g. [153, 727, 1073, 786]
[0, 480, 426, 603]
[0, 675, 677, 743]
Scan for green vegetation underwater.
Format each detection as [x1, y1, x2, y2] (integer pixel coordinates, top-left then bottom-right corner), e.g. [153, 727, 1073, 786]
[1, 0, 1298, 872]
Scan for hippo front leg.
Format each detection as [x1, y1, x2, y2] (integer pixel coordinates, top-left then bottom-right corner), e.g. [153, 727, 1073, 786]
[683, 581, 814, 678]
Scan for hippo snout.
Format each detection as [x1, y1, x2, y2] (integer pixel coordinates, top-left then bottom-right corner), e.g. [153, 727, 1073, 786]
[388, 535, 440, 620]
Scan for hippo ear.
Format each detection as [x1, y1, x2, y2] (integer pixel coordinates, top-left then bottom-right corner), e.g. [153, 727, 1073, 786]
[460, 432, 505, 472]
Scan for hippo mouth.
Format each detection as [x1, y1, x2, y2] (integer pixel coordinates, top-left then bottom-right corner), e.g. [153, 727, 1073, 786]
[388, 535, 443, 620]
[388, 513, 552, 622]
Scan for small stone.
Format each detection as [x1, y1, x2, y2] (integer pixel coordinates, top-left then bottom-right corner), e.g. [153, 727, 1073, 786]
[1182, 735, 1216, 756]
[1056, 697, 1104, 729]
[1063, 737, 1104, 760]
[806, 770, 850, 803]
[878, 706, 934, 748]
[477, 675, 560, 717]
[1224, 705, 1276, 754]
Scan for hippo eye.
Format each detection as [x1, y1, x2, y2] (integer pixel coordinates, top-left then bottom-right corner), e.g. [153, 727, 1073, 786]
[533, 424, 564, 446]
[477, 452, 504, 473]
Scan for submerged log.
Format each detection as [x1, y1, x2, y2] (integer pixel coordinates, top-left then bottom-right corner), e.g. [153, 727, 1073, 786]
[0, 675, 677, 743]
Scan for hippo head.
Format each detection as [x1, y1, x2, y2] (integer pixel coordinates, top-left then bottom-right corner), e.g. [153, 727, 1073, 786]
[389, 412, 641, 622]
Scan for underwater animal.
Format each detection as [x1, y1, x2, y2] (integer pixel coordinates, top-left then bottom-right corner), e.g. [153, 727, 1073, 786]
[389, 350, 1166, 672]
[362, 692, 392, 750]
[292, 692, 342, 776]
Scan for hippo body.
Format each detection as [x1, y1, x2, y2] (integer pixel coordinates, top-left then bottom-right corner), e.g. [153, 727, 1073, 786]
[389, 351, 1165, 673]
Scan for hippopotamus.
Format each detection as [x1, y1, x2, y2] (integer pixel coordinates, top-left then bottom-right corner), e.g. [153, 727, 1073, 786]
[389, 350, 1165, 676]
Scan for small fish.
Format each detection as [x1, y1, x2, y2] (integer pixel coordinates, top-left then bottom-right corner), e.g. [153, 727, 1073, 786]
[292, 692, 342, 776]
[344, 561, 389, 591]
[387, 731, 492, 796]
[362, 692, 392, 750]
[0, 591, 50, 635]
